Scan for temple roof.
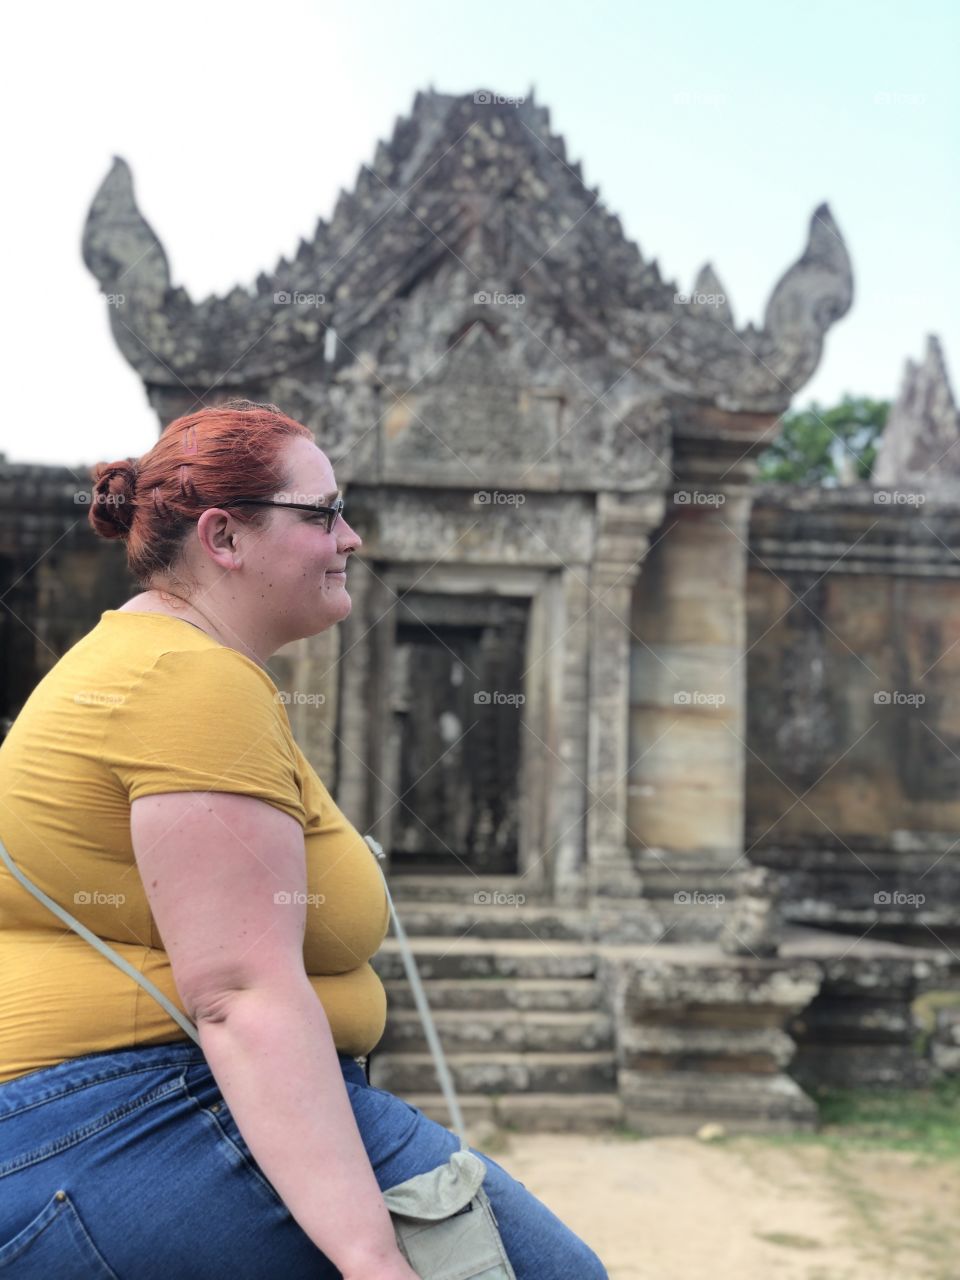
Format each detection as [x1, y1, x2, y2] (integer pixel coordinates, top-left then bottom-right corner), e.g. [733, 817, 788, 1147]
[872, 335, 960, 492]
[82, 87, 853, 425]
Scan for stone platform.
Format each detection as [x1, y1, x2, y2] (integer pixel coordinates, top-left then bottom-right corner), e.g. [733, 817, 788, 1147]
[368, 916, 957, 1135]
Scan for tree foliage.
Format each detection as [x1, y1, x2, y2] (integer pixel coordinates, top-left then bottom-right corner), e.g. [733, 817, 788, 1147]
[755, 395, 890, 486]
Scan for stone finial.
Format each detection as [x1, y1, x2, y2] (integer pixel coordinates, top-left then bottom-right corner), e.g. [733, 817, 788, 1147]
[82, 156, 170, 308]
[872, 335, 959, 490]
[690, 263, 733, 324]
[758, 202, 854, 391]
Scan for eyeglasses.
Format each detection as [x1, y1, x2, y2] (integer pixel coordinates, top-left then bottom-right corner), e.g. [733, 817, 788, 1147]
[219, 495, 345, 536]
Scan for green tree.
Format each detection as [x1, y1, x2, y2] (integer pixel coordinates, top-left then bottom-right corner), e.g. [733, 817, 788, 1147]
[755, 395, 889, 486]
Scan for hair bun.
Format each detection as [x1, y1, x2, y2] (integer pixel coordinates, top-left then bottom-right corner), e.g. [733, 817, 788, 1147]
[88, 459, 138, 540]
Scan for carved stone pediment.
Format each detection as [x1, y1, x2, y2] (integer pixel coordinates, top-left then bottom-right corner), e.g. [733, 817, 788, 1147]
[82, 87, 853, 465]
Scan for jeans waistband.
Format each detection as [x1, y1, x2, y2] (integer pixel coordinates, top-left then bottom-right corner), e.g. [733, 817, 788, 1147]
[0, 1041, 367, 1114]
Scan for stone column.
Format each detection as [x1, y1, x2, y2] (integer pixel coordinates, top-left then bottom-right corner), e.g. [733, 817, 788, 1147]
[628, 415, 776, 884]
[333, 556, 381, 829]
[585, 492, 666, 913]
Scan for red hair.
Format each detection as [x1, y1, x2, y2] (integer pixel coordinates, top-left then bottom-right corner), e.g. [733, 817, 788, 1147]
[88, 399, 313, 587]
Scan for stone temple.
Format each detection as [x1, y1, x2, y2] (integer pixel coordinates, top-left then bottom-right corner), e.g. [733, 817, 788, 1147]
[4, 87, 959, 1132]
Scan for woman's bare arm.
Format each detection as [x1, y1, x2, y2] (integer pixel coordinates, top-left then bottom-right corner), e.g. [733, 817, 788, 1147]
[130, 790, 415, 1278]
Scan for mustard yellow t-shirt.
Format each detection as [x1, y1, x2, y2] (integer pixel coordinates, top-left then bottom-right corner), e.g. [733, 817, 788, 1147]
[0, 610, 390, 1085]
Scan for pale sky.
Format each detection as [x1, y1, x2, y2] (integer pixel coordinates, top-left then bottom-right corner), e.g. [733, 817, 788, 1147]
[4, 0, 956, 469]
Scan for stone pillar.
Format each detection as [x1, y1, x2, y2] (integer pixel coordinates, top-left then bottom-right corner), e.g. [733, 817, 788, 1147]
[548, 570, 591, 907]
[585, 493, 666, 917]
[628, 419, 774, 885]
[333, 556, 381, 829]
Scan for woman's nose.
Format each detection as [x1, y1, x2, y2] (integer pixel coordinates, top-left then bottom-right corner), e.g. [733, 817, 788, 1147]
[338, 518, 362, 551]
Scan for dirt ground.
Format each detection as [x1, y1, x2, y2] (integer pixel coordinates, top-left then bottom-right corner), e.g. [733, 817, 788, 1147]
[470, 1128, 960, 1280]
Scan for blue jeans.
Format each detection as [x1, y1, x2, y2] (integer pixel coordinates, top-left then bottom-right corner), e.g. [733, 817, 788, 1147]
[0, 1042, 607, 1278]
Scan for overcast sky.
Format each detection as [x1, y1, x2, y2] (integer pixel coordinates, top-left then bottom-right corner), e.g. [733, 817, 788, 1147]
[4, 0, 956, 469]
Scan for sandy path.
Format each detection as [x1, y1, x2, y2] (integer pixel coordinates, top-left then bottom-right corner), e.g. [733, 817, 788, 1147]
[468, 1129, 960, 1279]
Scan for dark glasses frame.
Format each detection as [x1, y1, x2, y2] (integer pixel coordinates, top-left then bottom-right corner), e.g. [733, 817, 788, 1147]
[219, 496, 345, 535]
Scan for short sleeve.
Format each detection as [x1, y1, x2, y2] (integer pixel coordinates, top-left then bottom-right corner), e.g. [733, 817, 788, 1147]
[108, 648, 306, 828]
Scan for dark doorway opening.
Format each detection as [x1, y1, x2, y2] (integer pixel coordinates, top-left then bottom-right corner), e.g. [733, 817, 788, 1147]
[388, 594, 529, 874]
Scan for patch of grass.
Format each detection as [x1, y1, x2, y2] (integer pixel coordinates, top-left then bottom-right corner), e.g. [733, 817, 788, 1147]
[757, 1076, 960, 1161]
[753, 1230, 822, 1250]
[607, 1125, 649, 1142]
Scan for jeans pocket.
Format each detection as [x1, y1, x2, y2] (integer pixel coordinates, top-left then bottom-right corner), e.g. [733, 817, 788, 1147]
[0, 1190, 119, 1278]
[183, 1071, 288, 1216]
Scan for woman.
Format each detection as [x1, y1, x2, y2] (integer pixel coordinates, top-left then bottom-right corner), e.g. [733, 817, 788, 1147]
[0, 400, 608, 1279]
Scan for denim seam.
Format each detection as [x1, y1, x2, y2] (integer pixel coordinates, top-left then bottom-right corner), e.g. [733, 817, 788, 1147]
[0, 1077, 186, 1178]
[0, 1056, 206, 1121]
[179, 1062, 293, 1211]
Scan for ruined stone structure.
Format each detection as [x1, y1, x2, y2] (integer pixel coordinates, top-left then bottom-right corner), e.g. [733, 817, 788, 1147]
[2, 89, 957, 1133]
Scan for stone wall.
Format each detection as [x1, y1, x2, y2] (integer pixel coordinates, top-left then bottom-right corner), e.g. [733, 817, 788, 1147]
[744, 482, 960, 949]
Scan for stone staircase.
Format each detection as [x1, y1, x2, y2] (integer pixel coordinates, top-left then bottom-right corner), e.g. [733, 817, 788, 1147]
[368, 876, 625, 1132]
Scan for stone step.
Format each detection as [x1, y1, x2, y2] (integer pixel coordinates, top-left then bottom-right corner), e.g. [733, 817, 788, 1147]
[371, 937, 599, 982]
[620, 1069, 819, 1134]
[403, 1092, 626, 1134]
[387, 875, 551, 905]
[389, 903, 592, 941]
[369, 1051, 618, 1095]
[382, 977, 604, 1012]
[379, 1009, 615, 1054]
